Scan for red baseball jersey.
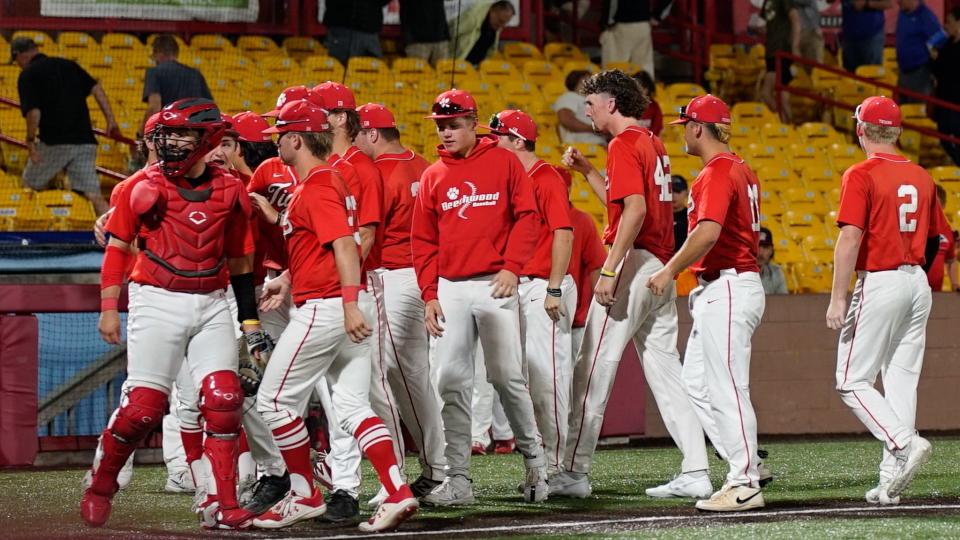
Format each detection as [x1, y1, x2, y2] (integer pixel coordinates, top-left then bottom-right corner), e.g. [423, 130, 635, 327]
[283, 164, 361, 305]
[412, 135, 539, 303]
[603, 125, 674, 263]
[334, 145, 384, 270]
[374, 148, 430, 270]
[247, 157, 299, 277]
[568, 206, 607, 328]
[927, 227, 957, 290]
[687, 153, 761, 276]
[522, 160, 574, 279]
[837, 153, 944, 271]
[109, 170, 144, 208]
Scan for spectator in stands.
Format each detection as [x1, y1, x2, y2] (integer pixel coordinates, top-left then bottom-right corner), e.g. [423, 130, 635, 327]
[793, 0, 824, 66]
[141, 35, 212, 135]
[450, 0, 516, 65]
[633, 70, 663, 135]
[759, 0, 800, 123]
[758, 227, 788, 294]
[324, 0, 391, 65]
[553, 70, 607, 145]
[12, 37, 113, 215]
[931, 7, 960, 166]
[401, 0, 451, 63]
[840, 0, 892, 73]
[927, 184, 959, 291]
[895, 0, 942, 103]
[600, 0, 663, 79]
[671, 175, 688, 251]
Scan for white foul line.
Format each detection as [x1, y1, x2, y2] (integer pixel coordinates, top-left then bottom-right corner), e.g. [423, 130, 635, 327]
[277, 503, 960, 540]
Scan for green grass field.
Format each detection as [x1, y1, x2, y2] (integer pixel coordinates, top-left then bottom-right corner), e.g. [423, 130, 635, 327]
[2, 436, 959, 539]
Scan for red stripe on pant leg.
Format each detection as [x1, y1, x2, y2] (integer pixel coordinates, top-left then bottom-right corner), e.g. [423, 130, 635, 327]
[272, 305, 317, 413]
[723, 281, 752, 484]
[551, 319, 561, 469]
[841, 276, 867, 386]
[375, 289, 404, 463]
[853, 390, 902, 450]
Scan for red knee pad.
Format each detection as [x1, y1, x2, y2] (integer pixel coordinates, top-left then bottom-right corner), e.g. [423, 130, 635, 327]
[199, 370, 243, 435]
[111, 387, 168, 442]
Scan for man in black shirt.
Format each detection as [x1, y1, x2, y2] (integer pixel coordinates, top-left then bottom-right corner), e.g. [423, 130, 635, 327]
[932, 7, 960, 166]
[141, 35, 212, 136]
[324, 0, 391, 65]
[13, 37, 115, 214]
[671, 174, 688, 252]
[401, 0, 451, 63]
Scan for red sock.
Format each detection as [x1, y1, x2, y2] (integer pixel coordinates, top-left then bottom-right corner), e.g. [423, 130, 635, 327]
[355, 417, 406, 498]
[238, 428, 250, 454]
[272, 418, 313, 497]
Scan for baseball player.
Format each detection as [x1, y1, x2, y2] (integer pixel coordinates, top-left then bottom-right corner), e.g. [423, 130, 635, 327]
[647, 94, 765, 511]
[555, 71, 710, 501]
[487, 109, 576, 478]
[411, 88, 548, 505]
[353, 102, 447, 504]
[826, 96, 946, 504]
[82, 98, 271, 529]
[252, 100, 418, 532]
[927, 185, 958, 291]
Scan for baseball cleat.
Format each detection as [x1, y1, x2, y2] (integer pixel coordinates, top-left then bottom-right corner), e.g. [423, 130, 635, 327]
[420, 475, 475, 506]
[887, 436, 932, 498]
[253, 489, 327, 529]
[548, 471, 592, 498]
[241, 472, 290, 515]
[165, 469, 195, 494]
[79, 489, 113, 527]
[758, 460, 774, 487]
[522, 455, 549, 503]
[367, 485, 388, 509]
[494, 438, 516, 454]
[866, 481, 900, 505]
[409, 475, 442, 499]
[471, 441, 488, 456]
[645, 472, 713, 499]
[194, 493, 220, 529]
[359, 485, 419, 532]
[312, 451, 334, 491]
[214, 507, 256, 530]
[323, 489, 360, 523]
[695, 484, 765, 512]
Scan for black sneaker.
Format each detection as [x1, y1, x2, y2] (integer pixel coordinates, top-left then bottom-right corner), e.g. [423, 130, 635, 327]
[322, 489, 360, 523]
[409, 475, 442, 499]
[241, 472, 290, 515]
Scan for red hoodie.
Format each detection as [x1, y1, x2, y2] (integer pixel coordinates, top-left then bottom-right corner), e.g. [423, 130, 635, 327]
[411, 135, 539, 303]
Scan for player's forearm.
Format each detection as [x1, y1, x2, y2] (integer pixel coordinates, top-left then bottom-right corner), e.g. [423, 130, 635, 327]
[359, 225, 376, 258]
[25, 109, 40, 141]
[585, 169, 606, 205]
[947, 260, 959, 290]
[589, 268, 601, 289]
[92, 84, 116, 126]
[663, 221, 721, 276]
[830, 227, 862, 302]
[548, 228, 574, 288]
[604, 200, 645, 272]
[333, 236, 363, 288]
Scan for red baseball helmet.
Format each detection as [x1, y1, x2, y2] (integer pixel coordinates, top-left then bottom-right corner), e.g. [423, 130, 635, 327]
[264, 85, 324, 117]
[313, 81, 356, 110]
[262, 100, 330, 134]
[143, 111, 162, 139]
[669, 94, 731, 125]
[155, 98, 226, 177]
[231, 111, 273, 143]
[357, 103, 397, 129]
[854, 96, 901, 128]
[487, 109, 538, 142]
[426, 89, 477, 119]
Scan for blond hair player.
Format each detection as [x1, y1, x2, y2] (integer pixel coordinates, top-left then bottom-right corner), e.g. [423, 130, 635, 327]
[827, 96, 948, 504]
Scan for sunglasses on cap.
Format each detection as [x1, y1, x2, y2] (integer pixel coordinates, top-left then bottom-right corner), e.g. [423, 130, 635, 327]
[488, 113, 528, 140]
[432, 100, 473, 117]
[676, 105, 695, 123]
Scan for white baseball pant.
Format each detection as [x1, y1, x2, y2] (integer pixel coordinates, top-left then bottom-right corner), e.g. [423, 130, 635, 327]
[835, 266, 931, 453]
[316, 376, 363, 497]
[565, 248, 709, 476]
[519, 276, 577, 474]
[434, 275, 544, 479]
[471, 346, 515, 447]
[571, 327, 585, 364]
[370, 267, 447, 481]
[257, 272, 294, 342]
[682, 270, 765, 487]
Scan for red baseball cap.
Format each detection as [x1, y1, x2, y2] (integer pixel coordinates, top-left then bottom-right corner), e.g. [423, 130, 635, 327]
[357, 103, 397, 129]
[264, 85, 324, 117]
[669, 94, 732, 125]
[853, 96, 901, 127]
[143, 112, 162, 137]
[313, 81, 356, 110]
[232, 111, 273, 142]
[221, 113, 237, 136]
[425, 88, 477, 119]
[262, 100, 330, 134]
[487, 109, 538, 142]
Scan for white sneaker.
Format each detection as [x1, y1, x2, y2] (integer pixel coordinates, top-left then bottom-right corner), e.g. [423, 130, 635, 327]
[866, 481, 900, 505]
[420, 475, 475, 507]
[367, 485, 388, 509]
[888, 436, 932, 498]
[645, 472, 713, 499]
[522, 455, 548, 503]
[252, 490, 327, 529]
[359, 488, 419, 532]
[165, 469, 196, 494]
[695, 484, 765, 512]
[548, 471, 592, 498]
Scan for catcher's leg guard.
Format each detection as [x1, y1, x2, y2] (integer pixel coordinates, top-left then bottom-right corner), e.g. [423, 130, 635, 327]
[200, 370, 244, 510]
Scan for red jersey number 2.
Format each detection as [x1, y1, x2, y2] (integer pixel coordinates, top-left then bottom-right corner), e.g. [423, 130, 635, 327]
[898, 184, 918, 233]
[654, 155, 672, 202]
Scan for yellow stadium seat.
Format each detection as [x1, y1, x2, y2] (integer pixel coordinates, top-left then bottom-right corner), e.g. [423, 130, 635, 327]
[237, 35, 280, 58]
[540, 80, 567, 103]
[259, 56, 299, 84]
[665, 83, 707, 104]
[102, 33, 143, 52]
[571, 142, 607, 170]
[501, 80, 538, 98]
[760, 191, 786, 219]
[436, 59, 478, 81]
[283, 36, 324, 60]
[604, 61, 643, 75]
[801, 165, 837, 192]
[301, 56, 345, 85]
[479, 59, 519, 84]
[797, 122, 842, 148]
[795, 261, 832, 292]
[756, 165, 797, 192]
[521, 60, 558, 87]
[191, 34, 232, 53]
[671, 157, 702, 180]
[760, 123, 793, 149]
[745, 144, 782, 171]
[502, 42, 543, 67]
[346, 56, 388, 83]
[784, 187, 829, 216]
[12, 31, 54, 51]
[392, 57, 435, 85]
[930, 166, 960, 183]
[788, 143, 825, 171]
[57, 32, 96, 52]
[560, 60, 600, 78]
[544, 42, 588, 66]
[854, 64, 892, 86]
[782, 210, 827, 237]
[732, 102, 776, 127]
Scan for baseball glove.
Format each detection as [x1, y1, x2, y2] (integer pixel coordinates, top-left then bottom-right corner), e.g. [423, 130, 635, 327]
[239, 328, 275, 396]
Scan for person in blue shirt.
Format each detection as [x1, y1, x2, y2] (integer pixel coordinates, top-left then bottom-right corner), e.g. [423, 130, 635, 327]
[841, 0, 892, 73]
[896, 0, 942, 103]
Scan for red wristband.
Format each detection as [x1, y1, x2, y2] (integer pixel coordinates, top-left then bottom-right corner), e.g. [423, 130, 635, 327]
[101, 297, 119, 312]
[341, 285, 361, 304]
